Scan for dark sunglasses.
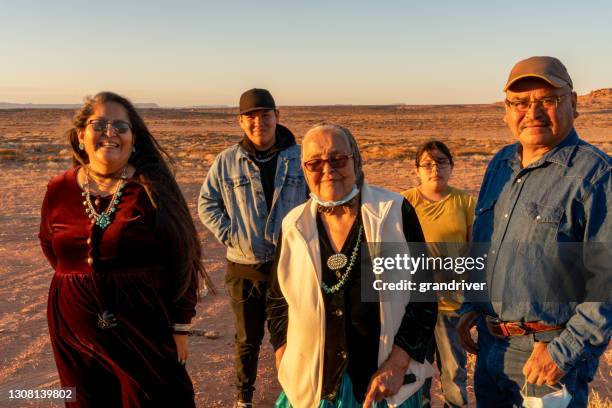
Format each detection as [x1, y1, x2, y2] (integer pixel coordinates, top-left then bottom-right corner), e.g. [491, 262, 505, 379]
[87, 119, 132, 134]
[304, 154, 353, 172]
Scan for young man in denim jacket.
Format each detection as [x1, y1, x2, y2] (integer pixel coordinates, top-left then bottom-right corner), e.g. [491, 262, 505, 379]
[458, 57, 611, 407]
[198, 88, 307, 408]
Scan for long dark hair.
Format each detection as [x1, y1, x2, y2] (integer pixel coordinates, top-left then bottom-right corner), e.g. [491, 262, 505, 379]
[68, 91, 206, 300]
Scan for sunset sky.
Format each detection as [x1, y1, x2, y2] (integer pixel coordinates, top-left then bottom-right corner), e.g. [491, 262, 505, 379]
[1, 0, 611, 106]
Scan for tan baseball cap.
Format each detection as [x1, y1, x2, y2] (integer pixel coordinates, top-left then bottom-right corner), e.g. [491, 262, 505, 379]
[504, 56, 573, 91]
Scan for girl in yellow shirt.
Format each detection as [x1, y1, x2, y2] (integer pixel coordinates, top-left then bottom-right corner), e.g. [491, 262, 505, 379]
[402, 141, 474, 408]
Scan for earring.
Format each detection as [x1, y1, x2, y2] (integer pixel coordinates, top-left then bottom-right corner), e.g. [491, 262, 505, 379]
[78, 142, 84, 150]
[132, 145, 136, 153]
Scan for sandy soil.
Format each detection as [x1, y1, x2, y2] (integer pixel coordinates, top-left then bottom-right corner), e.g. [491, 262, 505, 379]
[0, 103, 610, 407]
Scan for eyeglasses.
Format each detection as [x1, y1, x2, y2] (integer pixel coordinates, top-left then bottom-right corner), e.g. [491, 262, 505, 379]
[505, 93, 570, 113]
[87, 119, 132, 134]
[418, 160, 451, 171]
[304, 154, 353, 172]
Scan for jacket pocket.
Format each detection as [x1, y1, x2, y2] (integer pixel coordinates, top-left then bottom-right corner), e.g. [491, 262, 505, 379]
[223, 175, 254, 257]
[280, 175, 306, 209]
[517, 202, 564, 258]
[224, 175, 250, 191]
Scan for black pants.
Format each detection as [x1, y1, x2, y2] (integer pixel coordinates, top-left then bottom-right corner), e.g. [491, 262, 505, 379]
[226, 273, 268, 402]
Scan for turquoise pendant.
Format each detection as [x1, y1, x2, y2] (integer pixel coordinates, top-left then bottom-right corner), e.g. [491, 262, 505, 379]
[96, 213, 111, 229]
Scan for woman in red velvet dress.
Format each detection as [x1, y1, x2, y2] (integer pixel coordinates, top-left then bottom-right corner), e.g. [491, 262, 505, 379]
[39, 91, 204, 407]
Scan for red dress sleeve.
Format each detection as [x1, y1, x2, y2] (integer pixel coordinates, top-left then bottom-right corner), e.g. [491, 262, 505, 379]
[39, 184, 58, 270]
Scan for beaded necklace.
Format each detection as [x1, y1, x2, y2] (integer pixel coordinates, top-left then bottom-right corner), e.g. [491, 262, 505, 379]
[321, 225, 363, 294]
[81, 167, 128, 229]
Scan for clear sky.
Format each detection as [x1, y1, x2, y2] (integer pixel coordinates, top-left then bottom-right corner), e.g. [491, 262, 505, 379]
[1, 0, 611, 106]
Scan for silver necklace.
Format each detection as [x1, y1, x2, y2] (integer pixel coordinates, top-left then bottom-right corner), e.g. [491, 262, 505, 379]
[252, 153, 276, 163]
[321, 225, 363, 294]
[81, 167, 128, 229]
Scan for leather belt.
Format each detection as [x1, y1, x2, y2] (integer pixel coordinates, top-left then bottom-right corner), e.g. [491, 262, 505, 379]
[485, 315, 564, 338]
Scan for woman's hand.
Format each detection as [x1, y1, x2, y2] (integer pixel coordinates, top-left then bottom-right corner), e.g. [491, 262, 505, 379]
[173, 334, 189, 365]
[275, 344, 287, 370]
[362, 345, 411, 408]
[457, 311, 480, 354]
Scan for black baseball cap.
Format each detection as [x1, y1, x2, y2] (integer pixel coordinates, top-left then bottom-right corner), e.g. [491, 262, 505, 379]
[239, 88, 276, 114]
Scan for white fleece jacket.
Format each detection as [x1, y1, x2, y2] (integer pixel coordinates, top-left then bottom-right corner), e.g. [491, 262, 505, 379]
[276, 183, 433, 408]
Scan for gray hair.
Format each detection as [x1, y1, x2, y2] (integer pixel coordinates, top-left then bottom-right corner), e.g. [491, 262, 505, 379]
[302, 123, 364, 187]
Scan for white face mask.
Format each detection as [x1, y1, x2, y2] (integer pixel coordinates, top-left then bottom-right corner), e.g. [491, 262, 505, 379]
[310, 185, 359, 208]
[521, 383, 572, 408]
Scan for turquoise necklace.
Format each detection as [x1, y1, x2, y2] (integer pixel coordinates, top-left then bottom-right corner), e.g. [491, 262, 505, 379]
[81, 167, 128, 229]
[321, 225, 363, 294]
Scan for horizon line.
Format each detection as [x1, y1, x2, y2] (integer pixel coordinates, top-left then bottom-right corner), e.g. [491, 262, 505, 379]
[1, 87, 609, 109]
[0, 101, 506, 110]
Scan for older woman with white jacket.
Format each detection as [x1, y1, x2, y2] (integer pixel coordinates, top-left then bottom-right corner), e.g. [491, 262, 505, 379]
[267, 124, 436, 408]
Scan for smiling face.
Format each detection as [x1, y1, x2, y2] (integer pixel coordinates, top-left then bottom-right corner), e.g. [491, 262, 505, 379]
[238, 108, 278, 151]
[77, 101, 134, 173]
[504, 78, 577, 151]
[416, 149, 452, 190]
[302, 129, 356, 202]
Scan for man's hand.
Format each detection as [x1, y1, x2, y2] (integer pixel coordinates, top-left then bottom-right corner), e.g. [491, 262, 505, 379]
[275, 344, 287, 370]
[362, 345, 410, 408]
[457, 311, 480, 354]
[522, 342, 564, 386]
[173, 334, 189, 365]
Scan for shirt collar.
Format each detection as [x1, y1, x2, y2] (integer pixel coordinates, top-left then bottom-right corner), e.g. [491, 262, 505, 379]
[500, 128, 579, 169]
[542, 129, 579, 167]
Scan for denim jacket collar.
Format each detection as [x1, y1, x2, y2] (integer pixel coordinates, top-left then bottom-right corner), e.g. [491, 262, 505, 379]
[500, 128, 579, 171]
[236, 140, 301, 163]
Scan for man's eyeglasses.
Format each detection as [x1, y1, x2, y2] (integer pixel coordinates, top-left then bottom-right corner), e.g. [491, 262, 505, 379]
[418, 160, 451, 171]
[505, 93, 570, 113]
[87, 119, 132, 134]
[304, 154, 353, 172]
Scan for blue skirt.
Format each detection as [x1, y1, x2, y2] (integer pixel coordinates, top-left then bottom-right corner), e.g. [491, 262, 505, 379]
[274, 373, 422, 408]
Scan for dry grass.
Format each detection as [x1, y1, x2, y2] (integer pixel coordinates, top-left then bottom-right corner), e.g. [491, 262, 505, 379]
[589, 348, 612, 407]
[0, 105, 609, 406]
[589, 391, 612, 408]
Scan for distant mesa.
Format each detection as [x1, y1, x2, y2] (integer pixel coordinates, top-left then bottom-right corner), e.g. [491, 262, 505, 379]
[578, 88, 612, 107]
[0, 102, 80, 109]
[581, 88, 612, 99]
[0, 102, 160, 109]
[0, 102, 232, 110]
[494, 88, 612, 108]
[135, 103, 159, 109]
[187, 105, 230, 109]
[2, 89, 611, 110]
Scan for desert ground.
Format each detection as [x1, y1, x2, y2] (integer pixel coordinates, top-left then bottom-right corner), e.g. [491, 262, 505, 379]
[0, 94, 610, 407]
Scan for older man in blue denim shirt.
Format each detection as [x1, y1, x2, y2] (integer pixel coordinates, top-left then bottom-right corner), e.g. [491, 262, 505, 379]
[458, 57, 611, 407]
[198, 89, 307, 408]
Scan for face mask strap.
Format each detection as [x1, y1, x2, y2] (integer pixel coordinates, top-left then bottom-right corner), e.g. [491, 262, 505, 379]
[310, 185, 360, 208]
